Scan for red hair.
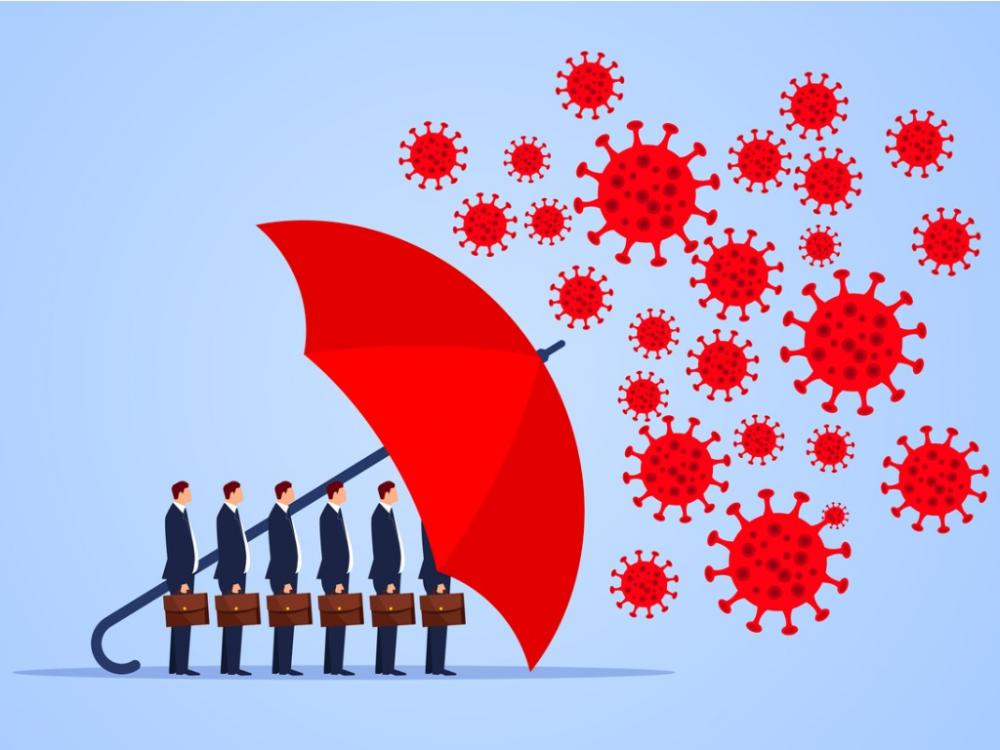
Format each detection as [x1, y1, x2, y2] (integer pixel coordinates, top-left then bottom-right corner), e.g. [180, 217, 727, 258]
[171, 481, 189, 500]
[274, 481, 292, 500]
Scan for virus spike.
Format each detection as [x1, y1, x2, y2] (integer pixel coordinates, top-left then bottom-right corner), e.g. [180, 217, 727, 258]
[399, 121, 468, 190]
[794, 147, 862, 215]
[453, 192, 518, 257]
[504, 135, 551, 183]
[556, 51, 624, 120]
[734, 414, 784, 466]
[618, 371, 669, 422]
[691, 228, 783, 321]
[524, 198, 572, 246]
[628, 308, 680, 359]
[549, 265, 613, 330]
[687, 329, 758, 401]
[727, 129, 791, 193]
[886, 109, 954, 178]
[912, 207, 981, 276]
[780, 71, 848, 140]
[800, 225, 842, 268]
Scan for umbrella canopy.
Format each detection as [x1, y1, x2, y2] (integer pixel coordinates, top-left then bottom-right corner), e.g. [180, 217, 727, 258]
[259, 220, 584, 669]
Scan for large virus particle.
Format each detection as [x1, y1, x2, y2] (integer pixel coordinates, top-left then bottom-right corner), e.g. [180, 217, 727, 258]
[399, 121, 468, 190]
[727, 129, 791, 193]
[555, 50, 624, 120]
[800, 225, 842, 268]
[629, 308, 680, 360]
[882, 426, 990, 533]
[687, 329, 759, 402]
[453, 193, 518, 257]
[690, 228, 783, 322]
[781, 269, 927, 415]
[886, 110, 954, 178]
[575, 120, 720, 267]
[705, 489, 851, 635]
[794, 148, 862, 215]
[504, 135, 551, 183]
[780, 72, 848, 140]
[623, 415, 731, 523]
[524, 198, 572, 246]
[806, 425, 855, 473]
[734, 415, 784, 466]
[549, 265, 613, 329]
[912, 207, 981, 276]
[822, 502, 850, 529]
[618, 371, 669, 422]
[610, 550, 678, 619]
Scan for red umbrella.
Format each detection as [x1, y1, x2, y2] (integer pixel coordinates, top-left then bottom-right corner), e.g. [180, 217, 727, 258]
[259, 221, 585, 669]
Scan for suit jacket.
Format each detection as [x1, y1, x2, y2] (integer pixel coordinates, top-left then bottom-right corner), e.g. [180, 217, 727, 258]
[266, 504, 298, 584]
[418, 523, 450, 590]
[215, 505, 248, 589]
[317, 504, 351, 588]
[369, 504, 402, 593]
[162, 504, 196, 593]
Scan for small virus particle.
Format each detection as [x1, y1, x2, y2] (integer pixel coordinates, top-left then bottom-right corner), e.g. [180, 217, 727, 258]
[399, 121, 468, 190]
[807, 425, 855, 473]
[727, 129, 791, 193]
[800, 225, 842, 268]
[555, 50, 624, 120]
[691, 228, 783, 321]
[610, 550, 678, 619]
[687, 329, 759, 402]
[624, 415, 731, 523]
[705, 489, 851, 635]
[780, 72, 848, 141]
[504, 135, 551, 183]
[794, 147, 862, 215]
[629, 308, 680, 360]
[781, 269, 926, 415]
[882, 426, 990, 533]
[912, 208, 981, 276]
[453, 193, 518, 257]
[734, 415, 784, 466]
[524, 198, 572, 246]
[886, 110, 954, 178]
[822, 502, 850, 530]
[618, 371, 669, 422]
[575, 120, 720, 267]
[549, 265, 613, 329]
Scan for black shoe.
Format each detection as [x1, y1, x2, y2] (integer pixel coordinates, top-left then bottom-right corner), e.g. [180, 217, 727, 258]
[183, 670, 200, 676]
[287, 669, 303, 676]
[439, 669, 456, 676]
[236, 670, 252, 676]
[338, 669, 355, 676]
[389, 669, 406, 676]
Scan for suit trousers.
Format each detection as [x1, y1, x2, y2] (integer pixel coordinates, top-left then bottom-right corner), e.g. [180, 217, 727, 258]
[219, 575, 247, 674]
[168, 578, 194, 674]
[270, 576, 298, 674]
[374, 575, 401, 674]
[321, 574, 349, 673]
[423, 580, 448, 674]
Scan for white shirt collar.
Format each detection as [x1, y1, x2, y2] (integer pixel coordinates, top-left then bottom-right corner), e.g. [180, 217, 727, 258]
[328, 502, 343, 514]
[276, 502, 291, 514]
[379, 502, 394, 514]
[172, 501, 187, 514]
[224, 502, 239, 513]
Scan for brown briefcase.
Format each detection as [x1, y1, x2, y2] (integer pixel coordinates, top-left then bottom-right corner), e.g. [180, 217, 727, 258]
[420, 593, 466, 628]
[266, 593, 313, 627]
[318, 593, 364, 627]
[163, 593, 210, 627]
[215, 593, 261, 627]
[369, 593, 415, 627]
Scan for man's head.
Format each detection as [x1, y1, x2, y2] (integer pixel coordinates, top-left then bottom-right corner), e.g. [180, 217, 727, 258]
[223, 481, 243, 505]
[274, 480, 294, 505]
[326, 481, 347, 506]
[378, 481, 398, 505]
[171, 481, 191, 505]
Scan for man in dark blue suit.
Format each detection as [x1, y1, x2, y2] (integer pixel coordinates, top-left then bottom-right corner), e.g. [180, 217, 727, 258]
[162, 480, 200, 676]
[318, 480, 355, 676]
[215, 480, 251, 676]
[419, 523, 455, 676]
[369, 481, 405, 676]
[266, 480, 303, 676]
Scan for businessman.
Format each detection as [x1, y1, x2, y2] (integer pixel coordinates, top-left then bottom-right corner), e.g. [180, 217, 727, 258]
[162, 480, 199, 676]
[266, 480, 302, 676]
[215, 480, 251, 676]
[318, 480, 354, 676]
[419, 523, 455, 676]
[369, 481, 405, 676]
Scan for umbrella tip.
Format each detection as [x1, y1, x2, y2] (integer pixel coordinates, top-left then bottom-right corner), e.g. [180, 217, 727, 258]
[537, 340, 567, 363]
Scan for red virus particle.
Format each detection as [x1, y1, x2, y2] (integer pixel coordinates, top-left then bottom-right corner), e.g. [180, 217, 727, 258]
[780, 72, 848, 141]
[624, 415, 731, 523]
[453, 193, 518, 257]
[575, 120, 720, 267]
[629, 309, 680, 360]
[886, 110, 954, 178]
[524, 198, 572, 246]
[806, 425, 855, 473]
[882, 426, 990, 534]
[618, 371, 669, 422]
[555, 50, 624, 120]
[912, 208, 981, 276]
[734, 415, 784, 466]
[705, 489, 851, 635]
[691, 228, 783, 322]
[549, 265, 613, 329]
[822, 502, 850, 530]
[800, 225, 842, 268]
[398, 121, 468, 190]
[781, 269, 926, 415]
[610, 550, 678, 619]
[727, 129, 791, 193]
[686, 329, 759, 402]
[504, 135, 551, 183]
[794, 147, 862, 215]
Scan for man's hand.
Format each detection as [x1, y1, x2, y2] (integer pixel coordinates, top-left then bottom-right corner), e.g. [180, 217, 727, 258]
[334, 583, 345, 594]
[231, 583, 241, 594]
[283, 583, 293, 594]
[179, 583, 190, 594]
[436, 583, 447, 594]
[386, 583, 396, 594]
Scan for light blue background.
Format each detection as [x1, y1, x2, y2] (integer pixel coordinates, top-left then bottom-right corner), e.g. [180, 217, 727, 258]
[1, 2, 997, 747]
